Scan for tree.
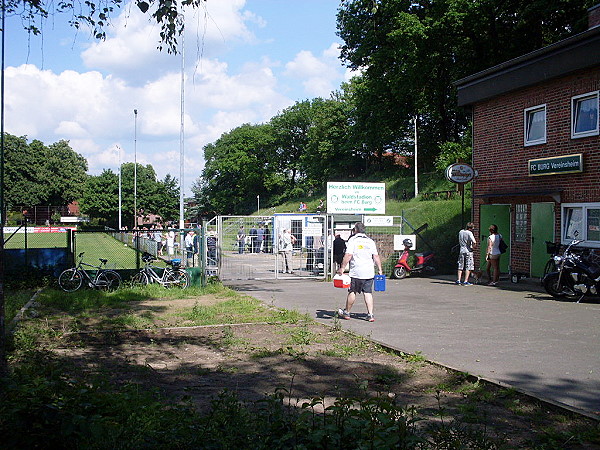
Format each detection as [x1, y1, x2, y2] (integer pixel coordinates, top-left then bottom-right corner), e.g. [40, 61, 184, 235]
[303, 92, 363, 185]
[80, 163, 180, 227]
[7, 0, 209, 53]
[42, 140, 88, 205]
[336, 0, 595, 168]
[2, 134, 88, 208]
[80, 169, 119, 228]
[2, 135, 46, 208]
[195, 123, 279, 215]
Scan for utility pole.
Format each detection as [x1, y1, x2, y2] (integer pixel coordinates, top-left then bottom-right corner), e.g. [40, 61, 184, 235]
[413, 115, 419, 198]
[134, 109, 138, 229]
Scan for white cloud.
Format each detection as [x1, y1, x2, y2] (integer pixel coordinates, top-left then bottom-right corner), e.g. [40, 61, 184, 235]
[283, 43, 344, 97]
[5, 0, 347, 194]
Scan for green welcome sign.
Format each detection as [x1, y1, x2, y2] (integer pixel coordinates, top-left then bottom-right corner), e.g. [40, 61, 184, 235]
[528, 153, 583, 176]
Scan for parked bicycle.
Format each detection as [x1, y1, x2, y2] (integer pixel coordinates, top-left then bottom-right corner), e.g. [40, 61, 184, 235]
[131, 252, 190, 288]
[58, 252, 122, 292]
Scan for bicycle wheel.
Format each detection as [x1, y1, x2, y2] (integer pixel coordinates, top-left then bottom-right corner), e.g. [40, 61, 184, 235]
[131, 271, 149, 286]
[96, 270, 122, 291]
[543, 258, 557, 277]
[58, 268, 83, 292]
[165, 269, 190, 289]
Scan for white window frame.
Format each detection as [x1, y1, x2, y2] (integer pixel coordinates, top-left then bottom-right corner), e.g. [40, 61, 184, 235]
[524, 104, 547, 146]
[571, 91, 599, 139]
[561, 202, 600, 248]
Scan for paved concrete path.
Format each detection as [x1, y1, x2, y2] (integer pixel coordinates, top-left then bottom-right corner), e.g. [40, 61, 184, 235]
[225, 276, 600, 417]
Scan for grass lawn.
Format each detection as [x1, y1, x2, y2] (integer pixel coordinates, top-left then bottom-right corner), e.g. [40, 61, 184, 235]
[74, 232, 141, 270]
[4, 231, 69, 249]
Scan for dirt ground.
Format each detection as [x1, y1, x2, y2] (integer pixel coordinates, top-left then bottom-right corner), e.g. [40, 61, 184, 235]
[45, 296, 597, 448]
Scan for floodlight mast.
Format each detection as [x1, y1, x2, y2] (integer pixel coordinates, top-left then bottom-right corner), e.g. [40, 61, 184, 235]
[179, 15, 185, 232]
[134, 109, 138, 229]
[117, 145, 122, 230]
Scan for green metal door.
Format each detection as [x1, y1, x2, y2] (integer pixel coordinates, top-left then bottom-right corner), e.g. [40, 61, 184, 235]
[479, 204, 510, 274]
[530, 202, 555, 277]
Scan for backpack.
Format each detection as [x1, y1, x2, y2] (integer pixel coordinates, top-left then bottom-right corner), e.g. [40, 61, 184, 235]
[499, 237, 508, 254]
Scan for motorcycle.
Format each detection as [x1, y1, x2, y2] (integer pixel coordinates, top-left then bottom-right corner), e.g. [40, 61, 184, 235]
[393, 238, 436, 279]
[543, 239, 600, 302]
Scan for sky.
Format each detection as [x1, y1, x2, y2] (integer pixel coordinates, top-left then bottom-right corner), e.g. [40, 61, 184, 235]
[4, 0, 353, 195]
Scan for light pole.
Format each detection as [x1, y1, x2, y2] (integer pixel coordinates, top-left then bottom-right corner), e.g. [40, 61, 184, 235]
[413, 115, 419, 198]
[117, 145, 122, 230]
[179, 17, 185, 231]
[257, 195, 260, 213]
[134, 109, 138, 229]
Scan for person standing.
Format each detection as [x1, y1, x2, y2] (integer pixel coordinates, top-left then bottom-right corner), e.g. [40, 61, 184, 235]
[249, 224, 258, 253]
[166, 229, 175, 257]
[333, 233, 347, 272]
[185, 230, 195, 267]
[256, 224, 265, 252]
[486, 224, 502, 286]
[456, 222, 476, 285]
[237, 226, 246, 254]
[264, 224, 271, 253]
[336, 222, 383, 322]
[279, 228, 296, 273]
[154, 226, 163, 256]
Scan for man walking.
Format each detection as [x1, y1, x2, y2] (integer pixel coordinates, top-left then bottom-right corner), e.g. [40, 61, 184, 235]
[456, 222, 476, 285]
[336, 222, 383, 322]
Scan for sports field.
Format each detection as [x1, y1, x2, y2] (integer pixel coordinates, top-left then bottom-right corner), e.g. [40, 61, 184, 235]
[3, 230, 165, 270]
[4, 231, 68, 249]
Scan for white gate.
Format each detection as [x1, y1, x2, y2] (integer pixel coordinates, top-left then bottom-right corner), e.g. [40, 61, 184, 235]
[206, 215, 330, 281]
[205, 214, 409, 281]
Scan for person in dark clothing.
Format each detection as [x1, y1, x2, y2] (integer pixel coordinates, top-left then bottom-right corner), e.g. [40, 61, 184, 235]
[333, 233, 346, 271]
[264, 224, 271, 253]
[249, 225, 258, 253]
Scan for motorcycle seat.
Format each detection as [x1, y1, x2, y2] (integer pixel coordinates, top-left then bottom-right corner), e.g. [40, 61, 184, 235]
[415, 251, 433, 257]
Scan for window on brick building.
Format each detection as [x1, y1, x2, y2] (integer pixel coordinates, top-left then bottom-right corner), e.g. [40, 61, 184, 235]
[571, 91, 599, 139]
[524, 104, 546, 146]
[562, 203, 600, 247]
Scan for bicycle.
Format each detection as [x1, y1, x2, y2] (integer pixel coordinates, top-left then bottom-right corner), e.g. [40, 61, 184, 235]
[58, 252, 122, 292]
[131, 252, 190, 288]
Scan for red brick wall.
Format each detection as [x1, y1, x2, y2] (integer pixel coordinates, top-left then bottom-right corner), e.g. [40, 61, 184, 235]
[472, 67, 600, 272]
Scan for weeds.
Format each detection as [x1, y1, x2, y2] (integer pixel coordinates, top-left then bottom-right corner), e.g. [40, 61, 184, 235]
[0, 349, 509, 449]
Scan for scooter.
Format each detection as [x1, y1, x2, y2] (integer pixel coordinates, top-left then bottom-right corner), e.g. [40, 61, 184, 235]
[393, 238, 437, 279]
[543, 239, 600, 302]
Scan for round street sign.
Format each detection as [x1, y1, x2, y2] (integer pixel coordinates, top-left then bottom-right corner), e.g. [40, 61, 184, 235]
[445, 163, 475, 184]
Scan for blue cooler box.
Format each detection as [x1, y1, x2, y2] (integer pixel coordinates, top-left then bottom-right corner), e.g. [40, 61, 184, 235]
[374, 274, 386, 291]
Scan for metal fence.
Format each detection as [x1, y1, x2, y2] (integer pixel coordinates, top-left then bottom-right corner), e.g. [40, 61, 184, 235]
[210, 214, 417, 281]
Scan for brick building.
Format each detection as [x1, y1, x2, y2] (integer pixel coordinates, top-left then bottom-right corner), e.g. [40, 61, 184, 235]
[455, 5, 600, 278]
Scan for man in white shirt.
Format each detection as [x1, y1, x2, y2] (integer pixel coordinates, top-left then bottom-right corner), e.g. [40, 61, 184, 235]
[336, 222, 383, 322]
[456, 222, 476, 285]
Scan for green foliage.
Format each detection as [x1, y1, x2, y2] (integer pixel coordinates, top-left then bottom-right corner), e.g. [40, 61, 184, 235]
[4, 289, 36, 324]
[0, 358, 508, 449]
[337, 0, 593, 172]
[80, 163, 180, 227]
[2, 134, 87, 208]
[435, 141, 473, 173]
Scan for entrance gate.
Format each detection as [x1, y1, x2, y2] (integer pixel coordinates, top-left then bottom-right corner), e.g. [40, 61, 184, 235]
[206, 215, 330, 281]
[206, 215, 408, 282]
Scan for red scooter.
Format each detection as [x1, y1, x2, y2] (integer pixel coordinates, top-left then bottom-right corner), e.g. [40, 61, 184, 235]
[393, 238, 437, 279]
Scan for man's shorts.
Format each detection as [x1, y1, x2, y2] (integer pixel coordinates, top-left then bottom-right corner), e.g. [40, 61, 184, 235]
[349, 277, 374, 294]
[457, 252, 474, 271]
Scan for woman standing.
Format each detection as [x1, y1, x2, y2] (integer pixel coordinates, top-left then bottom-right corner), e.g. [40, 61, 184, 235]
[486, 224, 502, 285]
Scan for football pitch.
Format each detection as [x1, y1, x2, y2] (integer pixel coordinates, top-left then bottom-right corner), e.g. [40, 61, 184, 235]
[4, 231, 142, 270]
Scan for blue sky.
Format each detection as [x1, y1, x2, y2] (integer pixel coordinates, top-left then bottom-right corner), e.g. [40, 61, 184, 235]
[4, 0, 352, 195]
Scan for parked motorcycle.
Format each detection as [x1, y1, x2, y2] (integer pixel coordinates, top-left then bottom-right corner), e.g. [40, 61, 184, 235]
[393, 238, 436, 279]
[543, 239, 600, 302]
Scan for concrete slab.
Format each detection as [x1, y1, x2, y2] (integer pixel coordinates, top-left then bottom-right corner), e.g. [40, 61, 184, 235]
[225, 275, 600, 417]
